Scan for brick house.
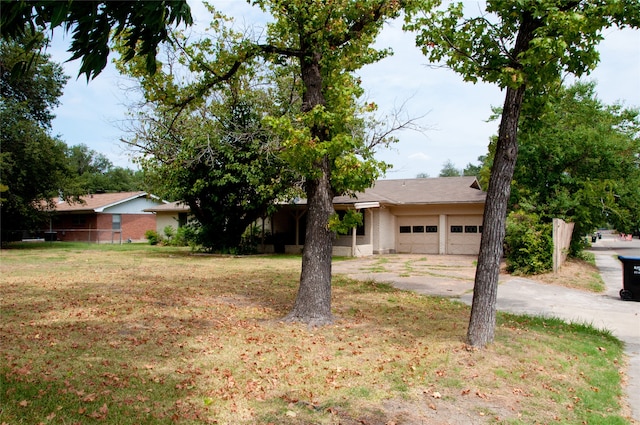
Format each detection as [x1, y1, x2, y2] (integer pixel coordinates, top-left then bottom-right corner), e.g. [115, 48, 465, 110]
[45, 192, 167, 243]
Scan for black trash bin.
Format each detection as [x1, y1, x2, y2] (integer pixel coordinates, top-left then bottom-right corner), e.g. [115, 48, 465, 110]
[618, 256, 640, 301]
[44, 232, 57, 242]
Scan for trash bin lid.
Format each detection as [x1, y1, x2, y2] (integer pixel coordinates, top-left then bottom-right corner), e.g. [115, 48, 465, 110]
[618, 255, 640, 262]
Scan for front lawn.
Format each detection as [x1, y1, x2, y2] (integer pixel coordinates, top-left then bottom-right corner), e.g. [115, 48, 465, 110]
[0, 243, 630, 424]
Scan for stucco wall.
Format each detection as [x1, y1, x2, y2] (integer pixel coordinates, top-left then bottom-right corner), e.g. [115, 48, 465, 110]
[375, 208, 396, 254]
[156, 213, 180, 234]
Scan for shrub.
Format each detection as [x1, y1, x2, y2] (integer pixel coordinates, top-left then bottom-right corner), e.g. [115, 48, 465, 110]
[238, 225, 262, 255]
[504, 210, 553, 275]
[170, 225, 197, 248]
[163, 225, 176, 241]
[145, 229, 161, 246]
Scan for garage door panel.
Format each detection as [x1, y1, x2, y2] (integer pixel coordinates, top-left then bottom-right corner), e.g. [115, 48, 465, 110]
[447, 216, 482, 255]
[397, 216, 439, 254]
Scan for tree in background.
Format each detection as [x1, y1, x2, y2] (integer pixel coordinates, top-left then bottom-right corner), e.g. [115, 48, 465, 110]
[0, 30, 71, 241]
[512, 81, 640, 251]
[417, 156, 483, 180]
[0, 0, 192, 79]
[462, 158, 484, 179]
[438, 159, 461, 177]
[66, 144, 145, 194]
[119, 47, 299, 252]
[406, 0, 639, 347]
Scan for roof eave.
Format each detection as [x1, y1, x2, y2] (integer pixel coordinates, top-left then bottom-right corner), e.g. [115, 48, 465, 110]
[94, 192, 148, 212]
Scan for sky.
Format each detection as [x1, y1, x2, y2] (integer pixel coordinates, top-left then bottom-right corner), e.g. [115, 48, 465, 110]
[49, 1, 640, 180]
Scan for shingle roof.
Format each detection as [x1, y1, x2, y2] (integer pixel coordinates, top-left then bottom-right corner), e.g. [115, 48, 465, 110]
[51, 192, 160, 212]
[144, 201, 190, 213]
[333, 177, 485, 205]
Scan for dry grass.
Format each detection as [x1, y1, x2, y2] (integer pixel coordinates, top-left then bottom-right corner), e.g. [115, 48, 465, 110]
[523, 258, 606, 292]
[0, 244, 628, 424]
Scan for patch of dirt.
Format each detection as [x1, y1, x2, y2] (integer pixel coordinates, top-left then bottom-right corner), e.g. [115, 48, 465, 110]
[520, 258, 603, 292]
[308, 389, 522, 425]
[379, 394, 517, 425]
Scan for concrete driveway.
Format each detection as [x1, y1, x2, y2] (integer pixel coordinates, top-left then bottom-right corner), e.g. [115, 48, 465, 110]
[332, 230, 640, 422]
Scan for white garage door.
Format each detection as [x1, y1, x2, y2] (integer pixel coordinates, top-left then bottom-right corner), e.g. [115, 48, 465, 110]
[447, 215, 483, 255]
[397, 216, 439, 254]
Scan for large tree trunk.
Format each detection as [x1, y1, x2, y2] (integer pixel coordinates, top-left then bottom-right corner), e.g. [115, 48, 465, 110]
[466, 10, 540, 347]
[284, 51, 336, 325]
[467, 84, 525, 346]
[285, 156, 335, 325]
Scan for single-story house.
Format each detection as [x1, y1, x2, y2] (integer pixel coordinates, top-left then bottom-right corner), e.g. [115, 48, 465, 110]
[268, 176, 486, 256]
[45, 192, 166, 243]
[143, 201, 191, 235]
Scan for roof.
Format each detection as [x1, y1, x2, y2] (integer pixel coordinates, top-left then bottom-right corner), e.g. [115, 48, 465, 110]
[332, 177, 486, 206]
[51, 192, 163, 213]
[144, 201, 190, 213]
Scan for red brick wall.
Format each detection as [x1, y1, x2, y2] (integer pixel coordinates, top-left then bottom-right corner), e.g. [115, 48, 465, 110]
[50, 213, 156, 243]
[95, 214, 113, 243]
[121, 214, 156, 242]
[52, 214, 98, 242]
[94, 214, 156, 242]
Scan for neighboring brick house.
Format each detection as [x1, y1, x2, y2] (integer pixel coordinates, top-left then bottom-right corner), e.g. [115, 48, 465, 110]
[45, 192, 167, 243]
[269, 177, 487, 256]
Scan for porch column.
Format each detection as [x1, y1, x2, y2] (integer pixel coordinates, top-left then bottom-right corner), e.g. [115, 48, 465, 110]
[351, 223, 357, 257]
[291, 208, 306, 248]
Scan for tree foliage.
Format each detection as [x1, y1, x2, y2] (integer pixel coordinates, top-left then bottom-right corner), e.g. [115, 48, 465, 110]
[406, 0, 640, 347]
[439, 159, 461, 177]
[0, 0, 192, 80]
[0, 30, 71, 241]
[512, 81, 640, 247]
[133, 90, 297, 253]
[117, 31, 300, 253]
[462, 158, 484, 179]
[66, 144, 145, 194]
[504, 209, 553, 275]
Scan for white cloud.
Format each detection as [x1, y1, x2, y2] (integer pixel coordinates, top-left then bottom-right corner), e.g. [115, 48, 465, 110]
[408, 152, 431, 161]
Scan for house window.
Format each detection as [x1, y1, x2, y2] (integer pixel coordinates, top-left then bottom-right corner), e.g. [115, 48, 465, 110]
[450, 225, 463, 233]
[479, 226, 483, 233]
[178, 213, 188, 228]
[425, 226, 438, 233]
[112, 214, 121, 231]
[71, 216, 86, 227]
[412, 225, 424, 233]
[399, 226, 411, 234]
[465, 225, 478, 233]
